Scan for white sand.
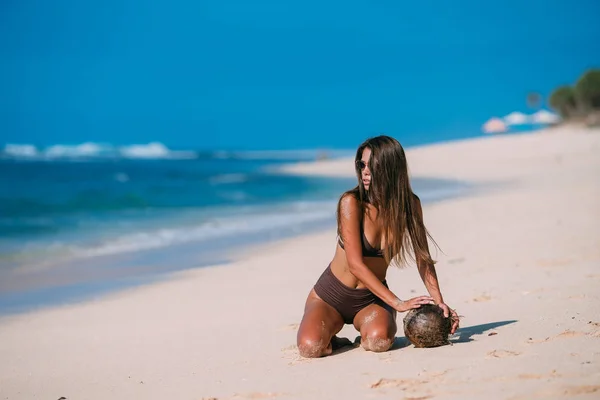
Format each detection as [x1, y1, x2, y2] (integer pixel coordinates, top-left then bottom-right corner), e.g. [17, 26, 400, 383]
[1, 127, 600, 400]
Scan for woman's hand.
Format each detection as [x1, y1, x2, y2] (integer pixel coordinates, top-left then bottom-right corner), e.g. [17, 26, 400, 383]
[438, 303, 460, 334]
[393, 296, 434, 313]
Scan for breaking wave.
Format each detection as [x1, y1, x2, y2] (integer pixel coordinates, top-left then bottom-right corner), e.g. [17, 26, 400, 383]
[2, 142, 353, 162]
[1, 142, 197, 160]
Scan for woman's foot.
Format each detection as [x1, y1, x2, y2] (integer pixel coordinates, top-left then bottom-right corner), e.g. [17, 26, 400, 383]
[330, 335, 354, 351]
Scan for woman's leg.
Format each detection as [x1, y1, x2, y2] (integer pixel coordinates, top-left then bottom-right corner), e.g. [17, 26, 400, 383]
[353, 303, 397, 352]
[296, 289, 345, 358]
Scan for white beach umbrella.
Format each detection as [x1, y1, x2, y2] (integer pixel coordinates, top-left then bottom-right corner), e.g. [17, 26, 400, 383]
[503, 111, 530, 126]
[482, 117, 508, 134]
[530, 109, 560, 124]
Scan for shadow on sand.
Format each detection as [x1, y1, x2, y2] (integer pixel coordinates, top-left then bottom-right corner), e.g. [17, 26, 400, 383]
[389, 319, 518, 350]
[330, 320, 518, 354]
[451, 320, 518, 343]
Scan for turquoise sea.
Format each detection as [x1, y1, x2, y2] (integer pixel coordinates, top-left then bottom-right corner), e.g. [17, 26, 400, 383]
[0, 141, 473, 313]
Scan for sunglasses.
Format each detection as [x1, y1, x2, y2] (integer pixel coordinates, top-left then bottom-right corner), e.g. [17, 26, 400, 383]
[355, 160, 368, 170]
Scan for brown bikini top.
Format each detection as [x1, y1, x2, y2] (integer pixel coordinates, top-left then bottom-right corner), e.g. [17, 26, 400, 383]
[337, 223, 384, 258]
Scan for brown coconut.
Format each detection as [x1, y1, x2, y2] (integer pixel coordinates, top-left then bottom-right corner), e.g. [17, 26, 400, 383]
[403, 304, 452, 348]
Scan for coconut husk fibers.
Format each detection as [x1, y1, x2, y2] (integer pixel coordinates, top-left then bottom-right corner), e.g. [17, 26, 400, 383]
[403, 304, 452, 348]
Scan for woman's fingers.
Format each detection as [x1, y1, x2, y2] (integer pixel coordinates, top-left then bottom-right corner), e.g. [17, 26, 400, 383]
[399, 296, 435, 311]
[413, 296, 433, 302]
[404, 296, 433, 309]
[450, 309, 460, 334]
[438, 303, 450, 318]
[451, 320, 459, 334]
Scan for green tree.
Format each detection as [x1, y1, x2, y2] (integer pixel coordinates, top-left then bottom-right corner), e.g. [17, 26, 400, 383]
[549, 86, 577, 118]
[574, 69, 600, 110]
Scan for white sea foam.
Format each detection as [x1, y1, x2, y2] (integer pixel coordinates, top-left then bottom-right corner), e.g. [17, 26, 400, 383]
[44, 142, 109, 158]
[1, 141, 198, 160]
[61, 201, 336, 259]
[3, 144, 38, 157]
[118, 142, 196, 159]
[1, 143, 353, 162]
[119, 142, 168, 159]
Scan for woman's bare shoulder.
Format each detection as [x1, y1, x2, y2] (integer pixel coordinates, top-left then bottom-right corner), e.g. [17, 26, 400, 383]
[339, 192, 360, 219]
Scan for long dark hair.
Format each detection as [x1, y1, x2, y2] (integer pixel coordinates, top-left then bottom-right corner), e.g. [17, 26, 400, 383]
[336, 135, 438, 266]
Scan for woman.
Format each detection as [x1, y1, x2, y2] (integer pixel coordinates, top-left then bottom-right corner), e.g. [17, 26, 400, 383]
[297, 135, 459, 358]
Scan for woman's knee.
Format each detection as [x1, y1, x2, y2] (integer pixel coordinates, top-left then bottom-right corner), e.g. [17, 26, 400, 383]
[297, 333, 330, 358]
[361, 327, 395, 352]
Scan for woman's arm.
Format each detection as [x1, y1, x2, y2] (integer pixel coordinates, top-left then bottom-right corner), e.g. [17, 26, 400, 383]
[339, 194, 432, 312]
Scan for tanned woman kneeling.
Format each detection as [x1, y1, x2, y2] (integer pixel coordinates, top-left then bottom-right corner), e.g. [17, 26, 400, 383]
[297, 135, 459, 358]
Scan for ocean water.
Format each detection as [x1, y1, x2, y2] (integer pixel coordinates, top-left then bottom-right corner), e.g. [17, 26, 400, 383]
[0, 142, 471, 313]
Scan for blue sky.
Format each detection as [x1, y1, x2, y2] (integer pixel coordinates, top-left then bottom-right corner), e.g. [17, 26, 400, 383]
[1, 0, 599, 150]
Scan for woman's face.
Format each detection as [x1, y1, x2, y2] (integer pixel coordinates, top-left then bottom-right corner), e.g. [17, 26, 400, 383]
[358, 147, 372, 191]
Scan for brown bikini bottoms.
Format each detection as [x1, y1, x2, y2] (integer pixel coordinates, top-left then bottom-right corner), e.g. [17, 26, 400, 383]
[313, 264, 393, 324]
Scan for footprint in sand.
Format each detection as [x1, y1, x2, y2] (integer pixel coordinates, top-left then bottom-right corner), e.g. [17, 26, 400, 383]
[370, 378, 424, 389]
[370, 371, 447, 392]
[471, 294, 492, 302]
[588, 321, 600, 337]
[517, 373, 546, 380]
[527, 330, 587, 344]
[487, 349, 521, 358]
[278, 323, 299, 331]
[517, 370, 561, 380]
[557, 330, 585, 338]
[561, 385, 600, 396]
[489, 370, 563, 386]
[521, 288, 545, 296]
[281, 344, 297, 352]
[283, 349, 314, 366]
[369, 378, 433, 399]
[231, 392, 283, 399]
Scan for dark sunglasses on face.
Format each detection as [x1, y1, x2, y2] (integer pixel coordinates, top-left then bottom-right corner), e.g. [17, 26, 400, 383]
[355, 160, 368, 170]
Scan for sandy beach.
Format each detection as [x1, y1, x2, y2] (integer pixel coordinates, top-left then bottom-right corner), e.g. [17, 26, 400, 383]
[1, 127, 600, 400]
